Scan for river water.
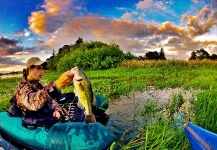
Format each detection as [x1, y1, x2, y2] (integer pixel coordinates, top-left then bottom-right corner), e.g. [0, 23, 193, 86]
[0, 74, 22, 79]
[106, 87, 196, 143]
[0, 86, 195, 149]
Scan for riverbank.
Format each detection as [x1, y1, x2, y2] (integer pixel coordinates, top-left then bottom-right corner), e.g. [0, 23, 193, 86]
[0, 74, 22, 79]
[1, 60, 217, 149]
[0, 71, 22, 79]
[0, 71, 22, 75]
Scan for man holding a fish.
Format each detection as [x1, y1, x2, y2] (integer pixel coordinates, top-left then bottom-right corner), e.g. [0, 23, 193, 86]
[8, 57, 109, 128]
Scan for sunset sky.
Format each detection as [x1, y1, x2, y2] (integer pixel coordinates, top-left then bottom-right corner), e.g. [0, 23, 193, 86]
[0, 0, 217, 73]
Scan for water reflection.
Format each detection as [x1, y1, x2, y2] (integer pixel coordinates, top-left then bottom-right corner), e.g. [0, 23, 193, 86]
[106, 87, 196, 143]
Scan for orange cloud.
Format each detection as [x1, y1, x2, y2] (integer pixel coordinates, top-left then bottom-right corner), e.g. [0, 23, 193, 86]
[43, 0, 73, 15]
[181, 14, 188, 21]
[201, 40, 217, 45]
[26, 0, 217, 60]
[0, 49, 8, 55]
[28, 0, 74, 35]
[184, 7, 217, 36]
[29, 11, 47, 35]
[156, 22, 186, 37]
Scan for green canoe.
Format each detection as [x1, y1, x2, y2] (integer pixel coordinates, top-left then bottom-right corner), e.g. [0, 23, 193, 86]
[0, 112, 116, 150]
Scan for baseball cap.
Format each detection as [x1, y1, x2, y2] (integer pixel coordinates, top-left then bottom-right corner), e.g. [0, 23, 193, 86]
[26, 57, 47, 69]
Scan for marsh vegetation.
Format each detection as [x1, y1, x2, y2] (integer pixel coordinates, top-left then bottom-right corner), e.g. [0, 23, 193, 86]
[1, 60, 217, 149]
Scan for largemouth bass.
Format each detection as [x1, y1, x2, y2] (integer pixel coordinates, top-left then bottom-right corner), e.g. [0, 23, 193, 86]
[70, 66, 96, 123]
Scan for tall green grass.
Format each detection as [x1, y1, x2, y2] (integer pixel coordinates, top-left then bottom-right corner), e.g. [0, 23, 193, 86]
[0, 77, 21, 111]
[1, 60, 217, 149]
[112, 90, 192, 149]
[193, 88, 217, 133]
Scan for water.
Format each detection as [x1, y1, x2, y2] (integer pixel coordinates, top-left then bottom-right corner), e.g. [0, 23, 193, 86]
[0, 87, 195, 149]
[0, 74, 22, 79]
[105, 87, 196, 144]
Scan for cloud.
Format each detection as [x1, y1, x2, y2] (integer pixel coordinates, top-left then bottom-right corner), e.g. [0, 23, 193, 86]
[136, 0, 173, 13]
[0, 36, 18, 46]
[184, 7, 217, 36]
[29, 11, 47, 35]
[164, 37, 217, 57]
[154, 1, 168, 11]
[13, 30, 23, 36]
[41, 0, 74, 15]
[24, 29, 31, 36]
[2, 0, 217, 72]
[0, 36, 23, 55]
[28, 0, 82, 35]
[156, 21, 187, 36]
[193, 0, 217, 9]
[13, 29, 31, 37]
[0, 56, 25, 66]
[25, 0, 217, 61]
[121, 12, 132, 21]
[136, 0, 153, 10]
[0, 36, 42, 58]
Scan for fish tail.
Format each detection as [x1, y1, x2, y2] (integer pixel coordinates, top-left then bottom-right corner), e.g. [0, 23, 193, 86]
[84, 114, 96, 123]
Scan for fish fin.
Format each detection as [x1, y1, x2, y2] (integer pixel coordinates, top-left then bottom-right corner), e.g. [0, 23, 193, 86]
[89, 83, 94, 103]
[92, 96, 97, 106]
[84, 114, 96, 124]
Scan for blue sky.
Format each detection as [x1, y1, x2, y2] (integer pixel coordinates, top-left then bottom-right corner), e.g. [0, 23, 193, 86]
[0, 0, 217, 72]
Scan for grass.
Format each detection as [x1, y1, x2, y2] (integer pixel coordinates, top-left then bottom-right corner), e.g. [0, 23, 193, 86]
[1, 59, 217, 149]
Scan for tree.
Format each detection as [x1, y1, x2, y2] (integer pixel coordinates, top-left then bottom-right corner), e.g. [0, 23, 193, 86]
[56, 41, 125, 71]
[189, 48, 210, 60]
[144, 48, 167, 60]
[195, 48, 210, 60]
[75, 37, 83, 45]
[159, 48, 166, 60]
[52, 49, 55, 56]
[210, 54, 217, 60]
[189, 51, 197, 60]
[124, 51, 137, 60]
[145, 51, 159, 60]
[138, 56, 145, 60]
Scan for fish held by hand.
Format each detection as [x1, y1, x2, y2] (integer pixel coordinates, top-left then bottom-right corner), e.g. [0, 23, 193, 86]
[70, 66, 96, 123]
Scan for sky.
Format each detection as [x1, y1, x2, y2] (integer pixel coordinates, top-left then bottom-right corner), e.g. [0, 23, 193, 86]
[0, 0, 217, 73]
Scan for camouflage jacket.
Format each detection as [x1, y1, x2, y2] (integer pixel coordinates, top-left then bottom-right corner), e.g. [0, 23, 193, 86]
[16, 78, 62, 114]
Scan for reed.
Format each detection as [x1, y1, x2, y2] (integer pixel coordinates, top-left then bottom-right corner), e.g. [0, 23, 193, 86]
[120, 59, 217, 69]
[113, 92, 192, 149]
[1, 59, 217, 149]
[192, 88, 217, 133]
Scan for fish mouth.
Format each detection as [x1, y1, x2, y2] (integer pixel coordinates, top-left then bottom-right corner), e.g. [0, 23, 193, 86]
[76, 79, 83, 81]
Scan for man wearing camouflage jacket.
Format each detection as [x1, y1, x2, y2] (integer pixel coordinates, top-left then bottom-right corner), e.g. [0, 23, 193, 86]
[10, 57, 74, 127]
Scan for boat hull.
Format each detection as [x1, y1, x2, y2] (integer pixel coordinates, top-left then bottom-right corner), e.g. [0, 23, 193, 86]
[0, 112, 115, 150]
[184, 122, 217, 150]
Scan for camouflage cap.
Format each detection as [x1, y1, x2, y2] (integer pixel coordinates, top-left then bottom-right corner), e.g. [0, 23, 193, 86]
[26, 57, 46, 69]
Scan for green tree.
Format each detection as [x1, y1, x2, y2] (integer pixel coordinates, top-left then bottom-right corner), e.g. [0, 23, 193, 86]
[159, 48, 166, 60]
[196, 48, 210, 60]
[124, 51, 137, 60]
[75, 37, 83, 45]
[189, 48, 210, 60]
[189, 51, 197, 60]
[57, 41, 125, 71]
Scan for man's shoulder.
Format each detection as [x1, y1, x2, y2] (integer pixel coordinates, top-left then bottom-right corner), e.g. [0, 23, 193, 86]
[17, 79, 31, 89]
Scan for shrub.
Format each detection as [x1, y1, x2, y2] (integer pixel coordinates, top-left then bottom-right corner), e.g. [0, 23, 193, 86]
[57, 42, 125, 71]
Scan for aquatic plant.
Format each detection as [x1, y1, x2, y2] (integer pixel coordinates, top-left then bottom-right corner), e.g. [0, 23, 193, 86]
[1, 60, 217, 149]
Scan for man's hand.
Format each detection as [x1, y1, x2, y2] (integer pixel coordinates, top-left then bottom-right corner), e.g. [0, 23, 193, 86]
[55, 71, 74, 90]
[53, 110, 61, 119]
